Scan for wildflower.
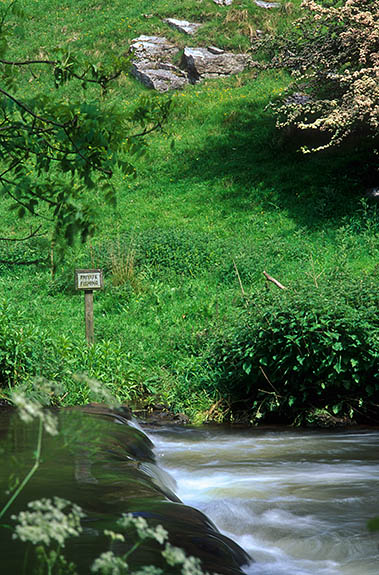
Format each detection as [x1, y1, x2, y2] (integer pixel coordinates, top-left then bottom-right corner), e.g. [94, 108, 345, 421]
[91, 551, 128, 574]
[118, 514, 169, 545]
[11, 390, 58, 436]
[12, 497, 84, 547]
[162, 543, 206, 575]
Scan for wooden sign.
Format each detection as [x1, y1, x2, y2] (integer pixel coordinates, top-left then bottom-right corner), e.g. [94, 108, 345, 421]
[75, 269, 103, 291]
[75, 269, 103, 345]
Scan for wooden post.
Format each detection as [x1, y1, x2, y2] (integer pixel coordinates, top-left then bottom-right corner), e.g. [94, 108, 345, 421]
[84, 290, 94, 345]
[75, 269, 103, 345]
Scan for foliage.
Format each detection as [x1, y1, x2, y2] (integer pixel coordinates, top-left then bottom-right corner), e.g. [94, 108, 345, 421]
[0, 0, 377, 423]
[206, 279, 379, 424]
[11, 502, 215, 575]
[0, 1, 171, 248]
[0, 300, 142, 403]
[3, 387, 215, 575]
[262, 0, 379, 152]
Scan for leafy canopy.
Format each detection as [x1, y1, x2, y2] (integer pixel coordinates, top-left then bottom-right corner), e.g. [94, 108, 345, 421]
[0, 1, 171, 246]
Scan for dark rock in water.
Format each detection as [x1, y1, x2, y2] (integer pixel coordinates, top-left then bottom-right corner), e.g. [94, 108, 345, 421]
[182, 46, 251, 82]
[163, 18, 202, 35]
[0, 406, 251, 575]
[135, 403, 190, 425]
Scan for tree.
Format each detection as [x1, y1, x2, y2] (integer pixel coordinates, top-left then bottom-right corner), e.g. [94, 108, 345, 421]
[0, 1, 170, 253]
[263, 0, 378, 153]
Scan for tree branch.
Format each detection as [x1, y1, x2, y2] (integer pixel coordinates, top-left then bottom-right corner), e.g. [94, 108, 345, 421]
[0, 225, 44, 241]
[0, 86, 71, 128]
[0, 58, 55, 66]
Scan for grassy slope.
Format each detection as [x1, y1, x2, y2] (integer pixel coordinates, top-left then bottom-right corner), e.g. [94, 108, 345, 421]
[0, 0, 378, 419]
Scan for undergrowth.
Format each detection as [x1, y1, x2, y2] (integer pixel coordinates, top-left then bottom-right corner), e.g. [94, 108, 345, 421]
[0, 0, 378, 424]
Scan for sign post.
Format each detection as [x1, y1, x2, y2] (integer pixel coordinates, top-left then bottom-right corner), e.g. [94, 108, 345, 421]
[75, 269, 103, 345]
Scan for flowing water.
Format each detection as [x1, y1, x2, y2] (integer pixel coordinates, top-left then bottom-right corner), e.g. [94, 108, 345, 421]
[146, 425, 379, 575]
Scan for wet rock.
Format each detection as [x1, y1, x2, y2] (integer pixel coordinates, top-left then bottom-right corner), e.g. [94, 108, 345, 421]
[130, 35, 188, 92]
[0, 407, 251, 575]
[163, 17, 202, 35]
[136, 403, 190, 426]
[182, 46, 251, 82]
[213, 0, 233, 5]
[254, 0, 280, 8]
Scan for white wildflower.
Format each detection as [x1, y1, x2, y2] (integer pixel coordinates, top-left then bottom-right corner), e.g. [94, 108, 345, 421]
[117, 514, 168, 544]
[162, 543, 206, 575]
[91, 551, 128, 574]
[132, 567, 163, 575]
[104, 530, 125, 542]
[11, 387, 59, 435]
[12, 497, 84, 547]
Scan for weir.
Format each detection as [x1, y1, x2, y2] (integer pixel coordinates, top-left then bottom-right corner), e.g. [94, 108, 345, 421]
[0, 405, 251, 574]
[1, 405, 379, 574]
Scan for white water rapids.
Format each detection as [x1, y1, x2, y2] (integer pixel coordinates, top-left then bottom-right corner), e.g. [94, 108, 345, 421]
[146, 426, 379, 575]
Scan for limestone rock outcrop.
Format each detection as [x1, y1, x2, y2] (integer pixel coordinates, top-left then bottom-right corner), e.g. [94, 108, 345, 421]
[130, 35, 187, 92]
[254, 0, 280, 8]
[182, 46, 251, 82]
[163, 18, 202, 35]
[130, 36, 252, 91]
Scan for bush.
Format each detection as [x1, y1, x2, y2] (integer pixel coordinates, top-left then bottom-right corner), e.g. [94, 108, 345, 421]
[207, 278, 379, 424]
[264, 0, 379, 153]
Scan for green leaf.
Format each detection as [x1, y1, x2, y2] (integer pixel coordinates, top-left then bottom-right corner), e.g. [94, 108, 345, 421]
[242, 362, 252, 375]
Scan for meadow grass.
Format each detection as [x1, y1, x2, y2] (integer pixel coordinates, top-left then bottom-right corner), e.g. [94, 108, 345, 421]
[0, 0, 377, 420]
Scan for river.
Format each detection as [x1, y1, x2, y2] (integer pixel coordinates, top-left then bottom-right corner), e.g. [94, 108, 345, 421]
[146, 425, 379, 575]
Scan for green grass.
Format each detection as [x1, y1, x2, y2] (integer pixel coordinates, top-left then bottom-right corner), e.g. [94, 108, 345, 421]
[0, 0, 378, 421]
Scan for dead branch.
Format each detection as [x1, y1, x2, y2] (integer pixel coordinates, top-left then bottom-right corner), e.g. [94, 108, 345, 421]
[263, 270, 287, 290]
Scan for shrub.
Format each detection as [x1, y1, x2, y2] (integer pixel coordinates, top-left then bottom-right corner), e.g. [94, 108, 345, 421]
[263, 0, 379, 153]
[207, 278, 379, 424]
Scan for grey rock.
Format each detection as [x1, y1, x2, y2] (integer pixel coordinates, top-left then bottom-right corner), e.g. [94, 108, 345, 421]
[208, 46, 225, 55]
[182, 46, 250, 82]
[163, 18, 202, 35]
[285, 92, 311, 106]
[130, 35, 179, 63]
[213, 0, 233, 5]
[130, 35, 188, 92]
[254, 0, 280, 8]
[131, 61, 188, 92]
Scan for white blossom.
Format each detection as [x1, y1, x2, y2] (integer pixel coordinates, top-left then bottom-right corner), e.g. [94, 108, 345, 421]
[12, 497, 84, 547]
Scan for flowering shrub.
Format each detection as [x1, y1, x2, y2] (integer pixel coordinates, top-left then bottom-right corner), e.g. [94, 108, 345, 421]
[267, 0, 379, 152]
